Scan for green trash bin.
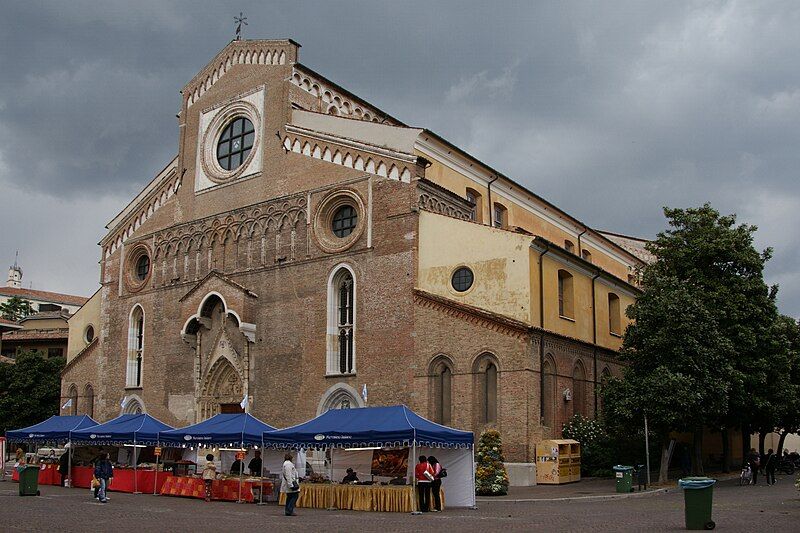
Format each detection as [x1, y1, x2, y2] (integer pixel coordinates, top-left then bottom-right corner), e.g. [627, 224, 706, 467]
[17, 465, 41, 497]
[678, 477, 716, 530]
[613, 465, 633, 493]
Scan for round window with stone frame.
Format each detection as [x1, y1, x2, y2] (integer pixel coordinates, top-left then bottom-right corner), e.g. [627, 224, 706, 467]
[84, 325, 95, 344]
[199, 100, 261, 184]
[451, 266, 474, 292]
[125, 244, 152, 293]
[312, 190, 366, 254]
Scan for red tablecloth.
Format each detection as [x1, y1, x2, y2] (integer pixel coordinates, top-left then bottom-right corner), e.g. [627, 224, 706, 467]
[159, 476, 272, 502]
[11, 464, 60, 485]
[66, 466, 170, 493]
[106, 469, 172, 493]
[70, 466, 95, 488]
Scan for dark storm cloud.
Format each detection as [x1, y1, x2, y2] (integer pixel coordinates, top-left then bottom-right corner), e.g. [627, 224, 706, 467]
[1, 1, 799, 316]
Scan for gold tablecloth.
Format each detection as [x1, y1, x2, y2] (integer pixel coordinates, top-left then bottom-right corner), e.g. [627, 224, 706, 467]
[278, 484, 444, 513]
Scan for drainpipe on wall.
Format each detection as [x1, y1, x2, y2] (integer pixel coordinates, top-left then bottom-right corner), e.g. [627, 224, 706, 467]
[537, 244, 550, 427]
[591, 271, 600, 416]
[487, 176, 499, 227]
[577, 228, 587, 256]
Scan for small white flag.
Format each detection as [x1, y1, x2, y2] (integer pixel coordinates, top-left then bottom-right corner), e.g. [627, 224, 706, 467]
[240, 394, 249, 410]
[361, 384, 368, 405]
[61, 398, 72, 410]
[120, 396, 127, 409]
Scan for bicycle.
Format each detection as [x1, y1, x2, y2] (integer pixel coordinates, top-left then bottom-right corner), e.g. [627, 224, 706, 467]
[739, 464, 752, 486]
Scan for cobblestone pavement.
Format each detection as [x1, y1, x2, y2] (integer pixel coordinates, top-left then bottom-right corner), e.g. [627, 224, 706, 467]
[0, 476, 797, 532]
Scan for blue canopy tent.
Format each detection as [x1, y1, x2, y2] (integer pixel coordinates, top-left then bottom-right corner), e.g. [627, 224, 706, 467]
[158, 413, 276, 447]
[71, 414, 175, 493]
[6, 415, 98, 444]
[159, 413, 280, 504]
[262, 405, 475, 508]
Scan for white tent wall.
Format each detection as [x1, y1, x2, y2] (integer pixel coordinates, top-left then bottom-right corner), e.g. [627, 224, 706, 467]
[329, 446, 475, 508]
[417, 447, 475, 508]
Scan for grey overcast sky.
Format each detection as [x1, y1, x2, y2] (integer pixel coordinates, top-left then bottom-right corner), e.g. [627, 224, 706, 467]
[1, 1, 799, 316]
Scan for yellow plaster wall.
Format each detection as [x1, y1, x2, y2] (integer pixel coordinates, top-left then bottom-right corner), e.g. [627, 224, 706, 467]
[20, 317, 68, 330]
[418, 211, 532, 323]
[420, 152, 633, 281]
[593, 281, 635, 351]
[67, 290, 101, 361]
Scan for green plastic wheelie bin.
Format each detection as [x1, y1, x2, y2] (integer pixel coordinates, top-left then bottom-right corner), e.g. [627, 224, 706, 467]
[678, 477, 716, 530]
[613, 465, 633, 493]
[17, 465, 41, 496]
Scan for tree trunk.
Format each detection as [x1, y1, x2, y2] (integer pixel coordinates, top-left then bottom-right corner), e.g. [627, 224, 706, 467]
[777, 429, 788, 457]
[659, 437, 673, 483]
[741, 424, 751, 463]
[692, 427, 704, 476]
[758, 431, 766, 460]
[721, 428, 730, 473]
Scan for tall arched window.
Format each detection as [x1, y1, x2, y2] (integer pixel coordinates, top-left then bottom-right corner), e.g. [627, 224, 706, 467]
[127, 305, 144, 388]
[492, 203, 507, 228]
[327, 266, 356, 375]
[558, 270, 574, 318]
[572, 361, 587, 418]
[430, 357, 453, 425]
[67, 384, 78, 416]
[608, 293, 621, 335]
[542, 357, 556, 428]
[475, 355, 498, 424]
[84, 384, 94, 418]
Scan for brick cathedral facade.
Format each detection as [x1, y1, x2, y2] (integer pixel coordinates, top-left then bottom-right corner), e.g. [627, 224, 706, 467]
[61, 39, 647, 463]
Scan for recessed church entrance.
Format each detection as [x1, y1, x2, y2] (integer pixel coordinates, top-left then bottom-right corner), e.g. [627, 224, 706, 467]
[220, 403, 244, 414]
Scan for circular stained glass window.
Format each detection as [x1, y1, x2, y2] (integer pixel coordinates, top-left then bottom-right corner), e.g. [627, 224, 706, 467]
[135, 255, 150, 281]
[332, 205, 358, 238]
[451, 267, 474, 292]
[84, 325, 94, 343]
[217, 117, 255, 171]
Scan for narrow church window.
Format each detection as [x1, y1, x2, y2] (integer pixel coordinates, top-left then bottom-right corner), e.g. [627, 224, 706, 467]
[483, 361, 498, 424]
[328, 267, 356, 375]
[85, 384, 94, 418]
[466, 188, 482, 223]
[217, 117, 255, 171]
[127, 305, 144, 388]
[558, 270, 574, 318]
[493, 203, 507, 228]
[542, 357, 556, 428]
[332, 205, 358, 237]
[608, 293, 621, 335]
[439, 365, 452, 425]
[572, 362, 587, 418]
[67, 385, 78, 416]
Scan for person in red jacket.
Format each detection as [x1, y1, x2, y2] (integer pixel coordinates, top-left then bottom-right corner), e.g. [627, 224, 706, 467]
[414, 455, 434, 512]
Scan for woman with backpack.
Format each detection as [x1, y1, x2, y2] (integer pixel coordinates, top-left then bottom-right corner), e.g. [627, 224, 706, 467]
[427, 456, 446, 512]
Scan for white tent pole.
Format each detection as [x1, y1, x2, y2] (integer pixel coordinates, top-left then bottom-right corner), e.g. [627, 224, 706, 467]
[67, 438, 72, 489]
[133, 438, 139, 494]
[471, 444, 477, 509]
[237, 442, 244, 504]
[411, 440, 419, 514]
[258, 436, 264, 506]
[327, 447, 335, 510]
[153, 447, 160, 495]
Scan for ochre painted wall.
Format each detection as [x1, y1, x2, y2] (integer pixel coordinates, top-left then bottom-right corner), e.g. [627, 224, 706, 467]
[67, 290, 101, 361]
[420, 152, 634, 281]
[418, 211, 532, 324]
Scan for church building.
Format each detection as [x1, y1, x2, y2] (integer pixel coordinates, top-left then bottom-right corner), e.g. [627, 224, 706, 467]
[61, 39, 648, 467]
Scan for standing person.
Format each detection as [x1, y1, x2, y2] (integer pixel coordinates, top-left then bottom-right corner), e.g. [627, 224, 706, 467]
[248, 450, 262, 477]
[414, 455, 434, 512]
[58, 451, 69, 487]
[747, 448, 760, 485]
[428, 456, 444, 512]
[281, 453, 300, 516]
[764, 448, 776, 486]
[201, 453, 217, 502]
[94, 453, 113, 504]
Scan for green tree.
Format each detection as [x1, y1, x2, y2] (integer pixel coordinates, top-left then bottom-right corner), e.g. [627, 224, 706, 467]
[0, 350, 65, 434]
[0, 296, 34, 321]
[604, 204, 779, 481]
[475, 429, 509, 496]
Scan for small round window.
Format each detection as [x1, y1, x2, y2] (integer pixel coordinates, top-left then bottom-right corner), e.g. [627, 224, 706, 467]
[217, 117, 255, 171]
[135, 255, 150, 281]
[451, 267, 474, 292]
[332, 205, 358, 238]
[84, 325, 95, 344]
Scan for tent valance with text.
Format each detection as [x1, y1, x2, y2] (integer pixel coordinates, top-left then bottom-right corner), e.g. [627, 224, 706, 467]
[71, 414, 173, 446]
[6, 415, 99, 443]
[262, 405, 473, 449]
[158, 413, 276, 447]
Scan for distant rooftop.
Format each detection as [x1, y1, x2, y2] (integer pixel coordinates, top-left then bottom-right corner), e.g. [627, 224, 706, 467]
[0, 286, 88, 307]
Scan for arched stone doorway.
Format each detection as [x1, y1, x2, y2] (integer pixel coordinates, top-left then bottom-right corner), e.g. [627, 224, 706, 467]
[199, 356, 244, 419]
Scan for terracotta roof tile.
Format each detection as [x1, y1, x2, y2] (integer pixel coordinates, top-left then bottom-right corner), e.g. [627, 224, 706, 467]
[0, 287, 88, 307]
[1, 328, 69, 341]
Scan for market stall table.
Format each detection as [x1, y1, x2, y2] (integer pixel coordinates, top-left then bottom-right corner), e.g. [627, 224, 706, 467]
[108, 469, 172, 493]
[11, 464, 60, 486]
[278, 483, 444, 513]
[159, 476, 273, 502]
